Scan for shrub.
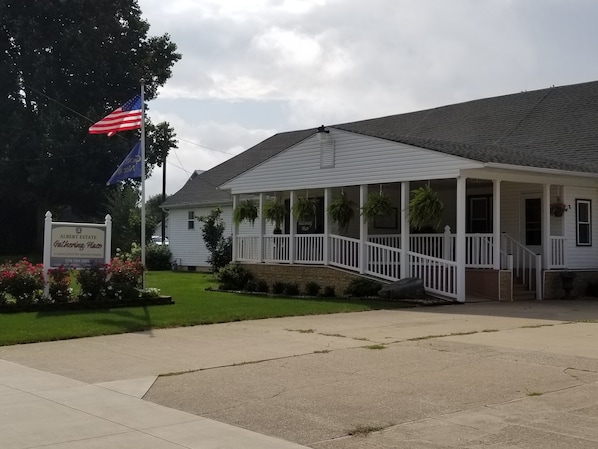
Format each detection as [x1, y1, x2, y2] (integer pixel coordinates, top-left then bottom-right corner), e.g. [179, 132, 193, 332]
[48, 265, 73, 303]
[284, 282, 300, 296]
[0, 258, 44, 304]
[217, 263, 253, 291]
[272, 281, 286, 294]
[322, 286, 336, 297]
[77, 264, 109, 301]
[305, 281, 321, 296]
[343, 278, 382, 297]
[146, 244, 172, 270]
[256, 279, 269, 293]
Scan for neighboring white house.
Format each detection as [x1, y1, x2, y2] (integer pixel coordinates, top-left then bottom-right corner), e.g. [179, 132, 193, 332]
[216, 80, 598, 302]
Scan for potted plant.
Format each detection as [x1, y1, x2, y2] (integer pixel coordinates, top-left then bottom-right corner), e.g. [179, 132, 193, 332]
[361, 191, 393, 223]
[263, 199, 286, 234]
[550, 197, 570, 217]
[409, 184, 444, 231]
[328, 191, 355, 232]
[292, 196, 318, 221]
[233, 199, 258, 225]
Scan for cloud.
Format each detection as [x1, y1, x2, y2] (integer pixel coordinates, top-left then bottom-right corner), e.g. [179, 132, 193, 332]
[139, 0, 598, 198]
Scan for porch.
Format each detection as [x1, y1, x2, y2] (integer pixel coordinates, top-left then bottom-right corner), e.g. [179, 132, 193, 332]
[234, 229, 567, 301]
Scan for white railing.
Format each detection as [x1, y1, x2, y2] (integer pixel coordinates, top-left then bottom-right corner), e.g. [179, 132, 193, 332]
[295, 234, 325, 264]
[263, 235, 290, 263]
[500, 233, 540, 294]
[365, 241, 402, 281]
[368, 234, 401, 248]
[329, 235, 360, 271]
[466, 234, 494, 268]
[549, 236, 566, 268]
[370, 229, 493, 267]
[408, 251, 457, 299]
[236, 235, 260, 262]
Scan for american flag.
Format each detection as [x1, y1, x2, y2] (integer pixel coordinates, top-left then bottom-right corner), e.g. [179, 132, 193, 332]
[89, 95, 143, 137]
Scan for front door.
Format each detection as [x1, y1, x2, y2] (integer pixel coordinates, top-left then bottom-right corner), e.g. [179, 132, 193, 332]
[521, 193, 543, 255]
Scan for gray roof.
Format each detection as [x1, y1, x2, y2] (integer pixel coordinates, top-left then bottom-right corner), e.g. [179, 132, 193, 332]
[334, 80, 598, 173]
[161, 129, 316, 208]
[164, 80, 598, 208]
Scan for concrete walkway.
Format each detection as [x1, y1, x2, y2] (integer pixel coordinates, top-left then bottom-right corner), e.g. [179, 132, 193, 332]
[2, 300, 598, 448]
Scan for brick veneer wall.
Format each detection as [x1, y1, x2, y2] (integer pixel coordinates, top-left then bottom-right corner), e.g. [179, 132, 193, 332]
[243, 263, 384, 295]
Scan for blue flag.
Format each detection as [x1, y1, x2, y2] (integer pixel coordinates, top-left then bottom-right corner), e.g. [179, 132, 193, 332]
[106, 141, 142, 185]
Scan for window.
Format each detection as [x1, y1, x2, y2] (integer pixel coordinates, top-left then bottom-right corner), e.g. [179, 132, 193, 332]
[467, 195, 492, 233]
[187, 211, 195, 230]
[576, 199, 591, 246]
[525, 198, 541, 246]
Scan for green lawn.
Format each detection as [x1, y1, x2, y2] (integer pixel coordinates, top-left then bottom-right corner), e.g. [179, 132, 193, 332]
[0, 271, 411, 346]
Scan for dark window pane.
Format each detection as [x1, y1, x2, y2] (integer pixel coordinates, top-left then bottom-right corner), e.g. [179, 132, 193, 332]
[525, 198, 541, 245]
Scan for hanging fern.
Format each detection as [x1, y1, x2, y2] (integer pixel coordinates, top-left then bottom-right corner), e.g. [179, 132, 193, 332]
[409, 184, 444, 230]
[328, 192, 355, 232]
[233, 199, 259, 226]
[292, 196, 318, 221]
[263, 199, 287, 231]
[360, 192, 393, 223]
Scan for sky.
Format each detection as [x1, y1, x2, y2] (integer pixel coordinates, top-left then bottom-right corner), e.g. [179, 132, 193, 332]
[137, 0, 598, 199]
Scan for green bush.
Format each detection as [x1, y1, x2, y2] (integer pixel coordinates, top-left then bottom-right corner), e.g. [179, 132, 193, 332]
[217, 263, 253, 291]
[305, 281, 321, 296]
[343, 278, 382, 297]
[272, 281, 286, 294]
[256, 279, 269, 293]
[284, 282, 300, 296]
[146, 244, 172, 270]
[77, 265, 109, 301]
[322, 286, 336, 297]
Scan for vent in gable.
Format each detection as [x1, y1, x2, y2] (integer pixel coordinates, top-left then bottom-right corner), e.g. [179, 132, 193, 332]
[320, 134, 335, 168]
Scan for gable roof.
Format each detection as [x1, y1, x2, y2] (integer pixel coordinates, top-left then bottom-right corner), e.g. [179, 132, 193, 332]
[165, 80, 598, 209]
[161, 128, 315, 208]
[334, 80, 598, 173]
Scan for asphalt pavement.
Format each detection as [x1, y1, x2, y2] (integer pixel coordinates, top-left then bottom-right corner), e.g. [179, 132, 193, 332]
[2, 299, 598, 448]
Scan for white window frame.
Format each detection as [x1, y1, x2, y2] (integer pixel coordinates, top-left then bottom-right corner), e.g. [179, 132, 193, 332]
[576, 199, 591, 246]
[188, 211, 195, 230]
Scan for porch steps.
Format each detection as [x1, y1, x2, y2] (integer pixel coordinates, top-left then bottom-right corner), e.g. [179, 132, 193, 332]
[512, 282, 536, 301]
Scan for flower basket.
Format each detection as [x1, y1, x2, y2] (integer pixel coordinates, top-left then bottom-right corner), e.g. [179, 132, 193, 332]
[550, 197, 570, 217]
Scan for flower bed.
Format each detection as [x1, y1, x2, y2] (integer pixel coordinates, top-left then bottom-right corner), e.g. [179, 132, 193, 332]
[0, 257, 173, 313]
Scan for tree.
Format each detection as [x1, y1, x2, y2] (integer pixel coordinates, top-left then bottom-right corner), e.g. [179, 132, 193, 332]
[0, 0, 181, 254]
[198, 208, 232, 272]
[104, 184, 156, 254]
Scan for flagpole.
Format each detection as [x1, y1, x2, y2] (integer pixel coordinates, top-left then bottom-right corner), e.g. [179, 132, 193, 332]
[140, 79, 146, 289]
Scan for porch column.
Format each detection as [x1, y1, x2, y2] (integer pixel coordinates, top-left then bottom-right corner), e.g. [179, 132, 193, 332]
[400, 181, 410, 278]
[289, 190, 296, 264]
[359, 184, 368, 274]
[542, 183, 551, 270]
[456, 177, 466, 302]
[232, 194, 238, 262]
[492, 180, 501, 270]
[258, 192, 265, 263]
[324, 187, 331, 265]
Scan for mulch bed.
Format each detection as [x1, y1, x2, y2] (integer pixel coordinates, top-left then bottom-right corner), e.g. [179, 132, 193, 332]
[0, 296, 174, 313]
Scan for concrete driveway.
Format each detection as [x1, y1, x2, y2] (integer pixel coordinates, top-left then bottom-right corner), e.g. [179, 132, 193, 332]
[2, 300, 598, 448]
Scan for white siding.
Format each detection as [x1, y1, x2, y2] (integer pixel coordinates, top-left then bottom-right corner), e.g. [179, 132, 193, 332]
[223, 130, 483, 194]
[563, 186, 598, 269]
[169, 206, 233, 268]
